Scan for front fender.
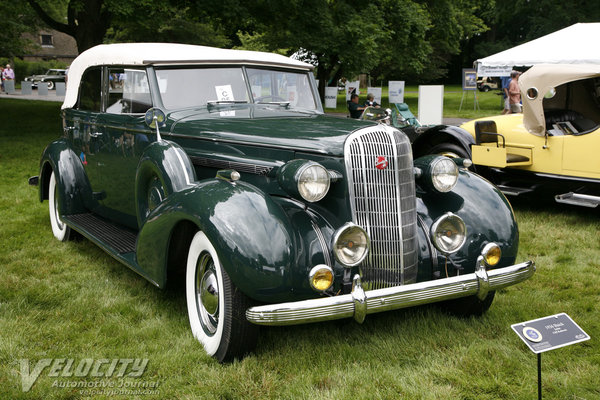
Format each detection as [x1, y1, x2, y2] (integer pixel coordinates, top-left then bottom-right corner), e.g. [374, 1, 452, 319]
[412, 125, 475, 158]
[416, 169, 519, 276]
[135, 140, 197, 227]
[136, 179, 298, 301]
[39, 138, 93, 215]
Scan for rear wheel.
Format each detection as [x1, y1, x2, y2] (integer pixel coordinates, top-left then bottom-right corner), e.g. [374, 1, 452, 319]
[47, 81, 55, 90]
[48, 171, 74, 241]
[186, 231, 258, 362]
[440, 291, 495, 317]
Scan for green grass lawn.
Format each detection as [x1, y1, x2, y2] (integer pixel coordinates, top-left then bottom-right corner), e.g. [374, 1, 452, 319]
[1, 98, 599, 399]
[327, 85, 504, 120]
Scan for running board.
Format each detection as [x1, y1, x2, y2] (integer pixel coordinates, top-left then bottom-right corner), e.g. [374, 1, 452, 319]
[555, 192, 600, 208]
[496, 185, 535, 196]
[63, 213, 137, 254]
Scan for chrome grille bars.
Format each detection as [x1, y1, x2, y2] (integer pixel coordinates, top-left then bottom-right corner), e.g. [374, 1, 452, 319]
[344, 127, 418, 288]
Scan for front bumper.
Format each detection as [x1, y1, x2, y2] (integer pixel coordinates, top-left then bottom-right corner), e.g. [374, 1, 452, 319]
[246, 259, 535, 326]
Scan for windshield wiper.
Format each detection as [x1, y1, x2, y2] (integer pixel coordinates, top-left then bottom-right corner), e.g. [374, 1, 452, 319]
[256, 101, 291, 108]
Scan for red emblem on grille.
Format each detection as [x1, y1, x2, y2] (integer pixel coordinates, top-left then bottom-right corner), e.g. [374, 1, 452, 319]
[375, 156, 388, 170]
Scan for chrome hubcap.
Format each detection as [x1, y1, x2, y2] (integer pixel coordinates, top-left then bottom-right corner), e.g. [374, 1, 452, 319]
[196, 253, 219, 335]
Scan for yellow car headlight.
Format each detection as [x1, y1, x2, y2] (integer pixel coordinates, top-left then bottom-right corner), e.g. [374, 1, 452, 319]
[309, 265, 334, 292]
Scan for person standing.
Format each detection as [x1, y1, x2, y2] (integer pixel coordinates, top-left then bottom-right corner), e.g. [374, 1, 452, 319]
[0, 66, 4, 93]
[508, 70, 522, 113]
[501, 75, 511, 114]
[3, 64, 15, 93]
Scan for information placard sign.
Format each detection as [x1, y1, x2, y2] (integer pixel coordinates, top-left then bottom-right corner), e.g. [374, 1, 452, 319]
[511, 313, 590, 354]
[324, 87, 338, 108]
[345, 80, 360, 101]
[388, 81, 405, 104]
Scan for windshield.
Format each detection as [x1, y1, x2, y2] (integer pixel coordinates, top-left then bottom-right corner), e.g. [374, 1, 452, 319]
[154, 66, 317, 111]
[246, 68, 317, 110]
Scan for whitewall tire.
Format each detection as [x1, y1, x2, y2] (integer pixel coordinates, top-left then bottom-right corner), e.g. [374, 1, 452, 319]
[48, 171, 73, 241]
[185, 231, 258, 362]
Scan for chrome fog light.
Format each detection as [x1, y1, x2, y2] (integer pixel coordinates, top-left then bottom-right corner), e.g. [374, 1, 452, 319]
[332, 223, 370, 267]
[481, 242, 501, 267]
[309, 265, 334, 292]
[431, 157, 459, 192]
[431, 212, 466, 255]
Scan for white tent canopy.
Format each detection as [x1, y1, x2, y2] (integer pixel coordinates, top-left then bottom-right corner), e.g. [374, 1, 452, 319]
[476, 23, 600, 77]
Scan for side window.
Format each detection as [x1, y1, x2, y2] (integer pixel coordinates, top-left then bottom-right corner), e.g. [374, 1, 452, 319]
[77, 67, 102, 112]
[106, 68, 152, 114]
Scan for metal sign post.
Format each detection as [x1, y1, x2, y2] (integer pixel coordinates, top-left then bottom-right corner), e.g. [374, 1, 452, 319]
[511, 313, 590, 399]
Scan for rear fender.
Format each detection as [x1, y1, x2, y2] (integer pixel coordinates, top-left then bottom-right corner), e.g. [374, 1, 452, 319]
[39, 139, 93, 215]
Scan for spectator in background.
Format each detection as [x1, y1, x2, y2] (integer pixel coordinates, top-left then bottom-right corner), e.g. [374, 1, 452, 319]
[364, 93, 380, 108]
[3, 64, 15, 93]
[348, 93, 366, 118]
[0, 66, 4, 92]
[508, 70, 522, 113]
[501, 75, 511, 114]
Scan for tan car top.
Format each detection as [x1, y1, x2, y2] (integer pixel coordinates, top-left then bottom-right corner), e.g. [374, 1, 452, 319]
[520, 64, 600, 135]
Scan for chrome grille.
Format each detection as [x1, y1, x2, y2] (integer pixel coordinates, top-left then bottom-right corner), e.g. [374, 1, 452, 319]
[344, 127, 418, 289]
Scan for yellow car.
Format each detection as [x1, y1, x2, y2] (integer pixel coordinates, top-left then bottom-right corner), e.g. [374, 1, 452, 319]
[413, 64, 600, 208]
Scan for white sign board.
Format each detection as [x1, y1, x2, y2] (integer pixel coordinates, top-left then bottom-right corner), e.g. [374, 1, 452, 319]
[4, 79, 15, 94]
[324, 87, 338, 108]
[418, 85, 444, 125]
[21, 81, 33, 95]
[388, 81, 405, 103]
[476, 64, 513, 77]
[366, 87, 382, 105]
[345, 80, 360, 101]
[38, 83, 48, 96]
[215, 85, 234, 101]
[55, 82, 66, 97]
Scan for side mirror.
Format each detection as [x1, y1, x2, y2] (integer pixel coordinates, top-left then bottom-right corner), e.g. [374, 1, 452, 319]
[145, 108, 166, 142]
[144, 108, 166, 129]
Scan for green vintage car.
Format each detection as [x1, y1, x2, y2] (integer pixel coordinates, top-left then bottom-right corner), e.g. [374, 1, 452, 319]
[31, 43, 534, 362]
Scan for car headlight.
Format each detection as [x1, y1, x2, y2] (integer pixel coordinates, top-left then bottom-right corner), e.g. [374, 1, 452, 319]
[332, 223, 370, 267]
[278, 160, 330, 202]
[414, 155, 459, 193]
[430, 157, 459, 192]
[309, 265, 334, 292]
[430, 212, 466, 255]
[481, 243, 501, 267]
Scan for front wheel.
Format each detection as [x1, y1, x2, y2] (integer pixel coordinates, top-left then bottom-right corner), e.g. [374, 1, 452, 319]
[48, 171, 74, 241]
[186, 231, 258, 362]
[439, 291, 496, 317]
[47, 81, 55, 90]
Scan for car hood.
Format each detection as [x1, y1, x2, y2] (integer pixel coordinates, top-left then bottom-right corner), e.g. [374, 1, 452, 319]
[167, 108, 376, 156]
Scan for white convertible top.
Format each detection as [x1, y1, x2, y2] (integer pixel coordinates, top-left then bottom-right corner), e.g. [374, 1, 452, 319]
[63, 43, 314, 109]
[520, 64, 600, 135]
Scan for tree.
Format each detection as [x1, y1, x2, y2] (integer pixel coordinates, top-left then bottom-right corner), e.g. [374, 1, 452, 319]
[26, 0, 235, 54]
[0, 2, 42, 58]
[27, 0, 111, 53]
